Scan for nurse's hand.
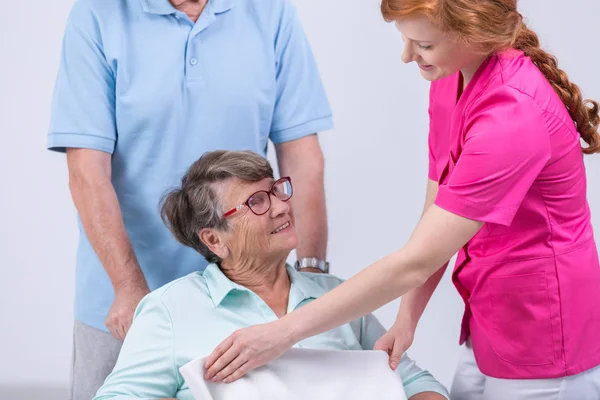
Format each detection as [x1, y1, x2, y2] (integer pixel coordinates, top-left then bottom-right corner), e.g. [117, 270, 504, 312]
[374, 323, 415, 370]
[204, 321, 295, 383]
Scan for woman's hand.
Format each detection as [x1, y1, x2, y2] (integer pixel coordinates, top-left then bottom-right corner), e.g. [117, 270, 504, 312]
[374, 323, 415, 370]
[204, 321, 295, 383]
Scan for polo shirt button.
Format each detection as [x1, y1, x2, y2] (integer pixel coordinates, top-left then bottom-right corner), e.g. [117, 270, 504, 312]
[190, 58, 197, 66]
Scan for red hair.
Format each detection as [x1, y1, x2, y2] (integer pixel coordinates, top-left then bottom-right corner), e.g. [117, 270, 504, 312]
[382, 0, 600, 154]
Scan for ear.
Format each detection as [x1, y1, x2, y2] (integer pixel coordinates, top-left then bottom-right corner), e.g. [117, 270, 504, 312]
[199, 228, 230, 260]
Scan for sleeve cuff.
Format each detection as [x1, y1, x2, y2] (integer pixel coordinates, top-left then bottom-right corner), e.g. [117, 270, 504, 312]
[402, 371, 450, 399]
[404, 383, 450, 400]
[47, 132, 115, 154]
[270, 115, 333, 144]
[435, 186, 516, 226]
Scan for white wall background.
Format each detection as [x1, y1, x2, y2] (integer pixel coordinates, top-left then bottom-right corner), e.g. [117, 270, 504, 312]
[1, 0, 598, 397]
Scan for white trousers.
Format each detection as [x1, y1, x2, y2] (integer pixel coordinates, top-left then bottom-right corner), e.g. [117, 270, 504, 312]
[450, 344, 600, 400]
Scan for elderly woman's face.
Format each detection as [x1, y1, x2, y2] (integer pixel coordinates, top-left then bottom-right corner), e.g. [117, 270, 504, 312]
[218, 178, 298, 261]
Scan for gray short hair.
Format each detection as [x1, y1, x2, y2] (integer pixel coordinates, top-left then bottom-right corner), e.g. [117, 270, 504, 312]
[160, 150, 274, 264]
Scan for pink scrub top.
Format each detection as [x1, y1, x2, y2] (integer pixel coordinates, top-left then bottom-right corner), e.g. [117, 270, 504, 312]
[428, 49, 600, 379]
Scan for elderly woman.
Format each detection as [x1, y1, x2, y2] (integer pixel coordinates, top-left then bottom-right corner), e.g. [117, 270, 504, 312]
[93, 150, 449, 400]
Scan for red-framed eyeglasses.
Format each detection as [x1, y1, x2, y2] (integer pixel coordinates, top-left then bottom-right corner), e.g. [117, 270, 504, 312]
[223, 177, 293, 218]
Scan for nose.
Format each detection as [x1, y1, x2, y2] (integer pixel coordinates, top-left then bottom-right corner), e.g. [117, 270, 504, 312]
[401, 42, 415, 64]
[269, 194, 290, 218]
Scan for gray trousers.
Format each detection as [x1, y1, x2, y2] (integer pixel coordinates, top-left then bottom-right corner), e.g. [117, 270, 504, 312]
[71, 321, 122, 400]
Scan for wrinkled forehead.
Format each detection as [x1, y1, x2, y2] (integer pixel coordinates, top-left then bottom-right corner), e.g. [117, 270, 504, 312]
[216, 177, 275, 211]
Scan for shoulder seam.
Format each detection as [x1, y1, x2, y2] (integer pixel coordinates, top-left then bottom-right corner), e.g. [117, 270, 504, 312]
[159, 272, 204, 297]
[157, 295, 183, 387]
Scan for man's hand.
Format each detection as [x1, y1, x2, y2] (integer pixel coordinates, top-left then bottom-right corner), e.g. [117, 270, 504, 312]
[67, 148, 150, 341]
[105, 281, 150, 341]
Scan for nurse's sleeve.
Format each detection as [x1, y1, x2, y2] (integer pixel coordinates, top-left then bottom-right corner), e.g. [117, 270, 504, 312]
[47, 1, 116, 154]
[93, 294, 181, 400]
[269, 0, 333, 144]
[435, 89, 551, 226]
[358, 313, 450, 399]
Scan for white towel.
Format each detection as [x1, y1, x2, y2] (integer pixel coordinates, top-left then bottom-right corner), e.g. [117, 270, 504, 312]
[180, 348, 408, 400]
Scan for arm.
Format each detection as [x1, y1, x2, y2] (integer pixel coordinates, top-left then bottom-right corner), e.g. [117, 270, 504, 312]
[48, 2, 148, 340]
[359, 313, 449, 400]
[398, 179, 447, 332]
[93, 294, 180, 400]
[394, 86, 450, 336]
[275, 135, 328, 268]
[280, 204, 482, 346]
[394, 265, 448, 342]
[375, 180, 449, 367]
[67, 148, 149, 339]
[269, 93, 549, 357]
[269, 0, 333, 272]
[204, 205, 482, 381]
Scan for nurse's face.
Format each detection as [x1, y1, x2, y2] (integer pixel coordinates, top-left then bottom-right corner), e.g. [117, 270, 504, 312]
[395, 15, 483, 83]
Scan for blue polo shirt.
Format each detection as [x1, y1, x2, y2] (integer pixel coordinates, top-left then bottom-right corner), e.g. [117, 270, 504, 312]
[47, 0, 332, 332]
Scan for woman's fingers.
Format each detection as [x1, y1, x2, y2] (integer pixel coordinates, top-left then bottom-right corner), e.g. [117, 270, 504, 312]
[213, 354, 248, 383]
[373, 333, 394, 353]
[389, 340, 405, 370]
[122, 316, 134, 337]
[223, 361, 252, 383]
[204, 345, 240, 381]
[204, 336, 233, 369]
[374, 329, 412, 370]
[204, 323, 293, 383]
[114, 322, 126, 342]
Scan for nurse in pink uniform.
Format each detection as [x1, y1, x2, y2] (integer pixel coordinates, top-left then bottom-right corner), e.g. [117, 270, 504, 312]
[204, 1, 600, 398]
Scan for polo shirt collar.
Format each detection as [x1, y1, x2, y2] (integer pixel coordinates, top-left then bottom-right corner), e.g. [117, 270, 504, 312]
[203, 263, 245, 307]
[212, 0, 234, 13]
[287, 266, 326, 310]
[140, 0, 234, 15]
[203, 263, 325, 308]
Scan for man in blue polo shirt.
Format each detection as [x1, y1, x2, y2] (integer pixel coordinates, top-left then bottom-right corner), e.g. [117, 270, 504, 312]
[48, 0, 333, 398]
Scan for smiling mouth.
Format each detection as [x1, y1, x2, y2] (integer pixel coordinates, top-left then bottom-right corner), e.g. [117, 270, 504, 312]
[271, 222, 290, 234]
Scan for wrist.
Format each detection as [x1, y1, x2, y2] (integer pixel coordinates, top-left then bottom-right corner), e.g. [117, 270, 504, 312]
[294, 257, 329, 273]
[114, 273, 148, 293]
[394, 312, 418, 333]
[278, 316, 301, 346]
